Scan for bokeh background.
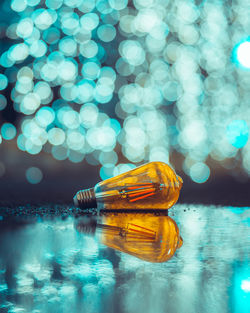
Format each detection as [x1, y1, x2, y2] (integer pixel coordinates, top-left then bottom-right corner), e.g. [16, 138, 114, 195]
[0, 0, 250, 205]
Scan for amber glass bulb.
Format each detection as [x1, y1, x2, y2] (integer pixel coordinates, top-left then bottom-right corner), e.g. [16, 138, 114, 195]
[75, 213, 183, 263]
[74, 161, 183, 211]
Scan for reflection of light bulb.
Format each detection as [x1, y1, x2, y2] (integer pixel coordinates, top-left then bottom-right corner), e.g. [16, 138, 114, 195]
[75, 213, 183, 263]
[74, 162, 183, 210]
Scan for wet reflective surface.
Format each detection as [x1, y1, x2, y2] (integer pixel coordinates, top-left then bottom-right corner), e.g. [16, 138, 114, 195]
[76, 213, 182, 263]
[0, 205, 249, 313]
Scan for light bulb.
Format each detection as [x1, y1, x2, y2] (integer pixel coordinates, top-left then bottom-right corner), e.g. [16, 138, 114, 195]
[75, 213, 183, 263]
[74, 161, 183, 211]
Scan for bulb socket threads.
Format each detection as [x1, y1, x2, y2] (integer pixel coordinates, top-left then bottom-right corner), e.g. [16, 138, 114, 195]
[74, 188, 97, 209]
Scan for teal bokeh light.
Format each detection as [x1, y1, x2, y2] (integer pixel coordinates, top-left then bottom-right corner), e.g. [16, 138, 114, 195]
[26, 167, 43, 184]
[0, 95, 7, 110]
[227, 120, 249, 149]
[36, 107, 55, 127]
[97, 24, 116, 42]
[0, 74, 8, 90]
[233, 39, 250, 69]
[82, 62, 100, 80]
[1, 123, 17, 140]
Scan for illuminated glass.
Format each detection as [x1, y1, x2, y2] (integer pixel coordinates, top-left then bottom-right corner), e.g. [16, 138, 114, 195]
[74, 161, 183, 210]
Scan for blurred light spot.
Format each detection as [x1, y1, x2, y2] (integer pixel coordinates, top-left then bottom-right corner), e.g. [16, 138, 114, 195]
[17, 67, 33, 83]
[113, 163, 136, 176]
[29, 40, 47, 58]
[235, 40, 250, 69]
[48, 128, 65, 145]
[1, 123, 16, 140]
[116, 58, 134, 76]
[20, 93, 41, 115]
[97, 24, 116, 42]
[33, 8, 54, 30]
[26, 167, 43, 184]
[11, 0, 27, 12]
[104, 118, 121, 135]
[17, 134, 26, 151]
[78, 0, 95, 12]
[68, 150, 84, 163]
[52, 145, 68, 160]
[163, 81, 182, 102]
[82, 62, 100, 80]
[80, 13, 99, 31]
[149, 147, 169, 163]
[77, 80, 95, 102]
[36, 107, 55, 127]
[9, 43, 29, 62]
[66, 130, 85, 150]
[86, 126, 116, 150]
[43, 27, 60, 44]
[100, 150, 118, 166]
[25, 139, 42, 154]
[179, 120, 207, 149]
[10, 43, 29, 62]
[227, 120, 248, 148]
[34, 81, 51, 101]
[0, 51, 15, 68]
[109, 0, 128, 10]
[0, 74, 8, 91]
[16, 18, 33, 38]
[61, 12, 79, 35]
[100, 164, 115, 180]
[190, 162, 210, 184]
[119, 40, 145, 66]
[58, 59, 77, 81]
[45, 0, 63, 9]
[134, 8, 159, 33]
[80, 103, 98, 128]
[59, 37, 77, 56]
[79, 40, 98, 58]
[0, 95, 7, 110]
[40, 61, 58, 81]
[241, 280, 250, 293]
[60, 83, 78, 101]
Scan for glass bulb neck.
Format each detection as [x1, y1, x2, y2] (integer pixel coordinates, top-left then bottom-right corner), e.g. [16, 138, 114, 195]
[74, 188, 97, 209]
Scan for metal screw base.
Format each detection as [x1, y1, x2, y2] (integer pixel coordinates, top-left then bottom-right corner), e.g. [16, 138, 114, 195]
[73, 188, 97, 209]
